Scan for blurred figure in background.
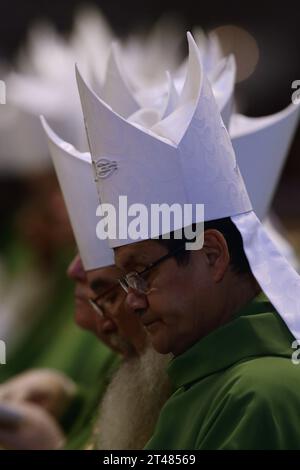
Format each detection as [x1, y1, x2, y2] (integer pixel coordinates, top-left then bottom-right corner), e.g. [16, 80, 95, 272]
[0, 11, 120, 445]
[0, 169, 119, 448]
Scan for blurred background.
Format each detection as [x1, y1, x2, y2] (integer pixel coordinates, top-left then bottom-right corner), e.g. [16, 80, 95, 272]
[0, 0, 299, 362]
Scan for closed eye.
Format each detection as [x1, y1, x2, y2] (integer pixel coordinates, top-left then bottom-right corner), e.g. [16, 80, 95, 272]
[102, 286, 125, 307]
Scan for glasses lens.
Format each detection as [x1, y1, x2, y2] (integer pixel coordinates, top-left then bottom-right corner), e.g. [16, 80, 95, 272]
[119, 277, 129, 293]
[127, 272, 149, 294]
[88, 299, 104, 318]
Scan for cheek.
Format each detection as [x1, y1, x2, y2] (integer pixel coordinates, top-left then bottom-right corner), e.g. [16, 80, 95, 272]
[147, 290, 174, 320]
[117, 313, 147, 350]
[146, 321, 174, 354]
[74, 300, 97, 331]
[113, 306, 137, 334]
[148, 271, 209, 335]
[147, 267, 190, 317]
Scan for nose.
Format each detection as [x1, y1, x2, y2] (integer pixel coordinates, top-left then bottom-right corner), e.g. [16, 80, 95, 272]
[67, 254, 86, 282]
[125, 288, 148, 315]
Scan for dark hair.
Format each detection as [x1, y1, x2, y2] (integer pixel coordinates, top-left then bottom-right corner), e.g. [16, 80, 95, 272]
[155, 217, 251, 275]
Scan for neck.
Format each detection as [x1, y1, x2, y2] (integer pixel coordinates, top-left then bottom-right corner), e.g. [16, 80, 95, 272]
[219, 272, 261, 328]
[172, 272, 261, 357]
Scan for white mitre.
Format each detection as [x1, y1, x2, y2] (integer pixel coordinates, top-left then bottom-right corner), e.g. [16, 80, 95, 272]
[71, 6, 114, 85]
[128, 93, 300, 229]
[77, 32, 251, 240]
[75, 19, 234, 126]
[174, 28, 235, 128]
[0, 23, 136, 175]
[193, 27, 223, 76]
[94, 42, 140, 118]
[17, 22, 85, 84]
[103, 26, 234, 125]
[82, 40, 181, 131]
[208, 55, 236, 128]
[230, 104, 300, 220]
[0, 24, 90, 175]
[231, 105, 300, 271]
[77, 31, 300, 340]
[75, 12, 182, 117]
[111, 46, 235, 130]
[0, 70, 87, 174]
[41, 117, 114, 270]
[174, 28, 224, 90]
[264, 214, 300, 272]
[121, 16, 183, 92]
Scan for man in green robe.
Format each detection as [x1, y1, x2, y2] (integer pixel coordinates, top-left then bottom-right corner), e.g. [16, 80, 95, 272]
[113, 218, 300, 451]
[145, 291, 300, 450]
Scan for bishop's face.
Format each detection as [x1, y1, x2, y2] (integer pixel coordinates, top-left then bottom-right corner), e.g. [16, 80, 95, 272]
[114, 237, 226, 357]
[86, 265, 147, 355]
[67, 254, 147, 356]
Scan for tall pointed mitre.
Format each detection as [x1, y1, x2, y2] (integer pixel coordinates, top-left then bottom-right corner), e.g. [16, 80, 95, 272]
[77, 33, 251, 243]
[90, 41, 178, 122]
[210, 54, 236, 129]
[41, 117, 114, 270]
[96, 42, 140, 118]
[174, 29, 235, 128]
[230, 105, 300, 220]
[193, 27, 223, 77]
[77, 31, 300, 340]
[98, 35, 235, 126]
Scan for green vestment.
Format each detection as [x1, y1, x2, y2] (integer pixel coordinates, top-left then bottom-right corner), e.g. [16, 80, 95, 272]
[145, 295, 300, 450]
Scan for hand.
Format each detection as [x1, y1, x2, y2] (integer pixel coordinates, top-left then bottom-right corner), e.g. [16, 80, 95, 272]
[0, 401, 65, 450]
[0, 369, 77, 419]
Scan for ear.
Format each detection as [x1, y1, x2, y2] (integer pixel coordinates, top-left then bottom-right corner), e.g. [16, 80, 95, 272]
[202, 229, 230, 282]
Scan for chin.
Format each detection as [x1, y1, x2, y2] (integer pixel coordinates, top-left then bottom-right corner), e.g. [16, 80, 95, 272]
[152, 344, 172, 355]
[148, 330, 172, 355]
[74, 310, 94, 331]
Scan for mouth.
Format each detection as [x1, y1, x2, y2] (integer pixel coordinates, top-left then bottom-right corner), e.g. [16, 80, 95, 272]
[142, 317, 162, 330]
[135, 308, 146, 317]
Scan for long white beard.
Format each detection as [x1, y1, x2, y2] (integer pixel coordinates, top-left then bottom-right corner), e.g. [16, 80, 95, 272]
[94, 347, 172, 450]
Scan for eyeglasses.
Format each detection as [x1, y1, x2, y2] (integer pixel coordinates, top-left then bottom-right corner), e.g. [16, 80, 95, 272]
[118, 244, 186, 295]
[88, 283, 122, 318]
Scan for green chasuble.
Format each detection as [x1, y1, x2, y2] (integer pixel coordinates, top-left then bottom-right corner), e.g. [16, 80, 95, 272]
[145, 295, 300, 450]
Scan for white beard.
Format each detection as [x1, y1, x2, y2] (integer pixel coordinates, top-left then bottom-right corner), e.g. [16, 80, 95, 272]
[94, 347, 172, 450]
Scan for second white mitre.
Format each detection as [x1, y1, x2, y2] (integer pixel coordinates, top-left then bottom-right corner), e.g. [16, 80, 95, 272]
[41, 117, 114, 271]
